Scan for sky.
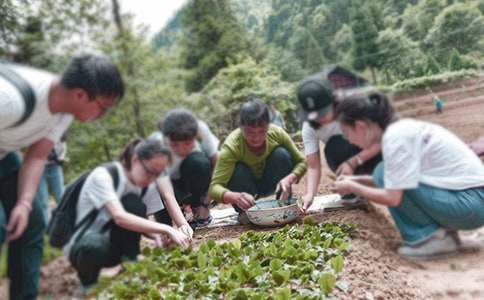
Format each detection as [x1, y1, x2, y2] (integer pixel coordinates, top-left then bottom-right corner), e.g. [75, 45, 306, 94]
[120, 0, 188, 36]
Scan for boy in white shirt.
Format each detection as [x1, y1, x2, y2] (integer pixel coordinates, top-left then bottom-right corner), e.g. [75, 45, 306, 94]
[0, 55, 124, 299]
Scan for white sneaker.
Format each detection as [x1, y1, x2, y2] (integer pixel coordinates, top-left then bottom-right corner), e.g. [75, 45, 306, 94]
[398, 229, 458, 260]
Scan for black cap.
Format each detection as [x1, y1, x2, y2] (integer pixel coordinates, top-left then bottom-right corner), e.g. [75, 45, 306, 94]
[297, 75, 334, 121]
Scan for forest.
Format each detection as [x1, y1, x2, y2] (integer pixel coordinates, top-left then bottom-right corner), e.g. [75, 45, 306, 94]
[1, 0, 483, 178]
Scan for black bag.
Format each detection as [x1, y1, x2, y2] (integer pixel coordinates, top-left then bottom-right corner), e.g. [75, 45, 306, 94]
[47, 163, 120, 248]
[0, 64, 36, 128]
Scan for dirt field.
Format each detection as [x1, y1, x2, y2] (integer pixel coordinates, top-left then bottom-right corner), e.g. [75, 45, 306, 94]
[1, 88, 484, 299]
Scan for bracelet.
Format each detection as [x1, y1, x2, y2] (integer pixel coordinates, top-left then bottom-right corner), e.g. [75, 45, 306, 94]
[17, 201, 32, 213]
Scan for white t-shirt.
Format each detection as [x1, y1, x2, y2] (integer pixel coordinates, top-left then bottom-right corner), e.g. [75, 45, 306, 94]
[382, 119, 484, 190]
[301, 120, 343, 155]
[64, 162, 164, 255]
[0, 64, 73, 159]
[150, 120, 219, 179]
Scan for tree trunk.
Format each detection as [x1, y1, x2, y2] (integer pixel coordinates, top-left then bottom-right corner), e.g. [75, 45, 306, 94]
[111, 0, 146, 137]
[370, 67, 377, 85]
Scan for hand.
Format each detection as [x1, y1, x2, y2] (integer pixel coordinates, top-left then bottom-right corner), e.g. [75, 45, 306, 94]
[298, 194, 314, 214]
[166, 227, 191, 249]
[277, 174, 296, 202]
[7, 203, 31, 241]
[178, 223, 194, 240]
[225, 192, 255, 211]
[332, 178, 357, 196]
[152, 234, 164, 248]
[336, 162, 354, 176]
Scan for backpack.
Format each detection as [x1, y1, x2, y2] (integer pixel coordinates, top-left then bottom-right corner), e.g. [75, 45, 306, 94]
[0, 64, 36, 128]
[47, 163, 120, 248]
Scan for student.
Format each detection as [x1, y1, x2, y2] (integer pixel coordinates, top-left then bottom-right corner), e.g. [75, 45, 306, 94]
[0, 55, 123, 300]
[38, 131, 68, 223]
[66, 139, 192, 293]
[332, 92, 484, 260]
[151, 109, 219, 227]
[296, 74, 382, 212]
[209, 99, 307, 223]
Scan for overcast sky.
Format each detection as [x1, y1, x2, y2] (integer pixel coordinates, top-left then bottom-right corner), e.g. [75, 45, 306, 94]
[120, 0, 188, 36]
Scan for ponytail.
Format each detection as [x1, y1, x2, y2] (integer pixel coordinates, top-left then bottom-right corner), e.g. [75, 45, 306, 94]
[336, 92, 398, 130]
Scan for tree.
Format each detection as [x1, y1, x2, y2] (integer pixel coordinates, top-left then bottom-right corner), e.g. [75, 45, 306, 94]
[262, 46, 306, 82]
[350, 2, 380, 83]
[181, 0, 251, 92]
[332, 24, 354, 65]
[448, 48, 478, 71]
[425, 55, 442, 75]
[401, 0, 448, 42]
[0, 0, 109, 69]
[376, 28, 426, 82]
[189, 57, 298, 137]
[425, 3, 484, 61]
[289, 27, 325, 72]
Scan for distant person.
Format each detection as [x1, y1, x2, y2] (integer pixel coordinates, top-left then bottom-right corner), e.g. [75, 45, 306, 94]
[38, 130, 68, 223]
[333, 91, 484, 260]
[209, 99, 307, 224]
[0, 55, 124, 300]
[65, 139, 191, 294]
[150, 109, 219, 228]
[269, 104, 286, 129]
[296, 74, 381, 213]
[433, 95, 444, 114]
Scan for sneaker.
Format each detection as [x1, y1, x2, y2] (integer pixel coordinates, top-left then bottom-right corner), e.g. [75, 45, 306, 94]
[398, 229, 458, 260]
[448, 230, 482, 253]
[79, 283, 96, 297]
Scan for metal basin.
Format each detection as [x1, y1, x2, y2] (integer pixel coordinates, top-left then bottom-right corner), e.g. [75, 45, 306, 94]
[246, 198, 300, 227]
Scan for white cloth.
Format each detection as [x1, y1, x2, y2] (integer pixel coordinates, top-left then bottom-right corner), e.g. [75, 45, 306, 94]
[301, 120, 343, 155]
[64, 162, 164, 255]
[150, 120, 219, 179]
[382, 119, 484, 190]
[0, 64, 73, 159]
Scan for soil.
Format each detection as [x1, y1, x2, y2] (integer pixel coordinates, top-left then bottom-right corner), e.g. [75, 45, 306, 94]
[1, 84, 484, 300]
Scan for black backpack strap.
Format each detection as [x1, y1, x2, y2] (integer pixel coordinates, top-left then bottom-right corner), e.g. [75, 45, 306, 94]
[0, 65, 36, 127]
[73, 209, 100, 243]
[104, 162, 120, 190]
[74, 163, 121, 241]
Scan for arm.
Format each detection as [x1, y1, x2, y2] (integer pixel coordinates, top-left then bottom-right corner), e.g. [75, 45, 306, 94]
[299, 152, 321, 212]
[156, 177, 189, 228]
[210, 153, 219, 171]
[337, 143, 381, 175]
[333, 178, 403, 207]
[8, 138, 53, 241]
[279, 129, 307, 181]
[208, 146, 237, 203]
[105, 199, 190, 248]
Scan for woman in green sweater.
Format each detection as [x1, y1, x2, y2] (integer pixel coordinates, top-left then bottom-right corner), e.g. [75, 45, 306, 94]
[209, 99, 307, 222]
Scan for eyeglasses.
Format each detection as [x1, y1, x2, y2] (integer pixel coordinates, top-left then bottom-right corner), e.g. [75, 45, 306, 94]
[139, 159, 162, 178]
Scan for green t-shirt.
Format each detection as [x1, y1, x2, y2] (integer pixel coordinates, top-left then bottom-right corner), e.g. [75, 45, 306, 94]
[209, 125, 307, 202]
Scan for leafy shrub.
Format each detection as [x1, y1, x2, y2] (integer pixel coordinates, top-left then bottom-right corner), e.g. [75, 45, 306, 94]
[387, 69, 479, 93]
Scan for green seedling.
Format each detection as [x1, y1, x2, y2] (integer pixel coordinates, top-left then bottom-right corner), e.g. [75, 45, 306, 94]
[99, 223, 355, 299]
